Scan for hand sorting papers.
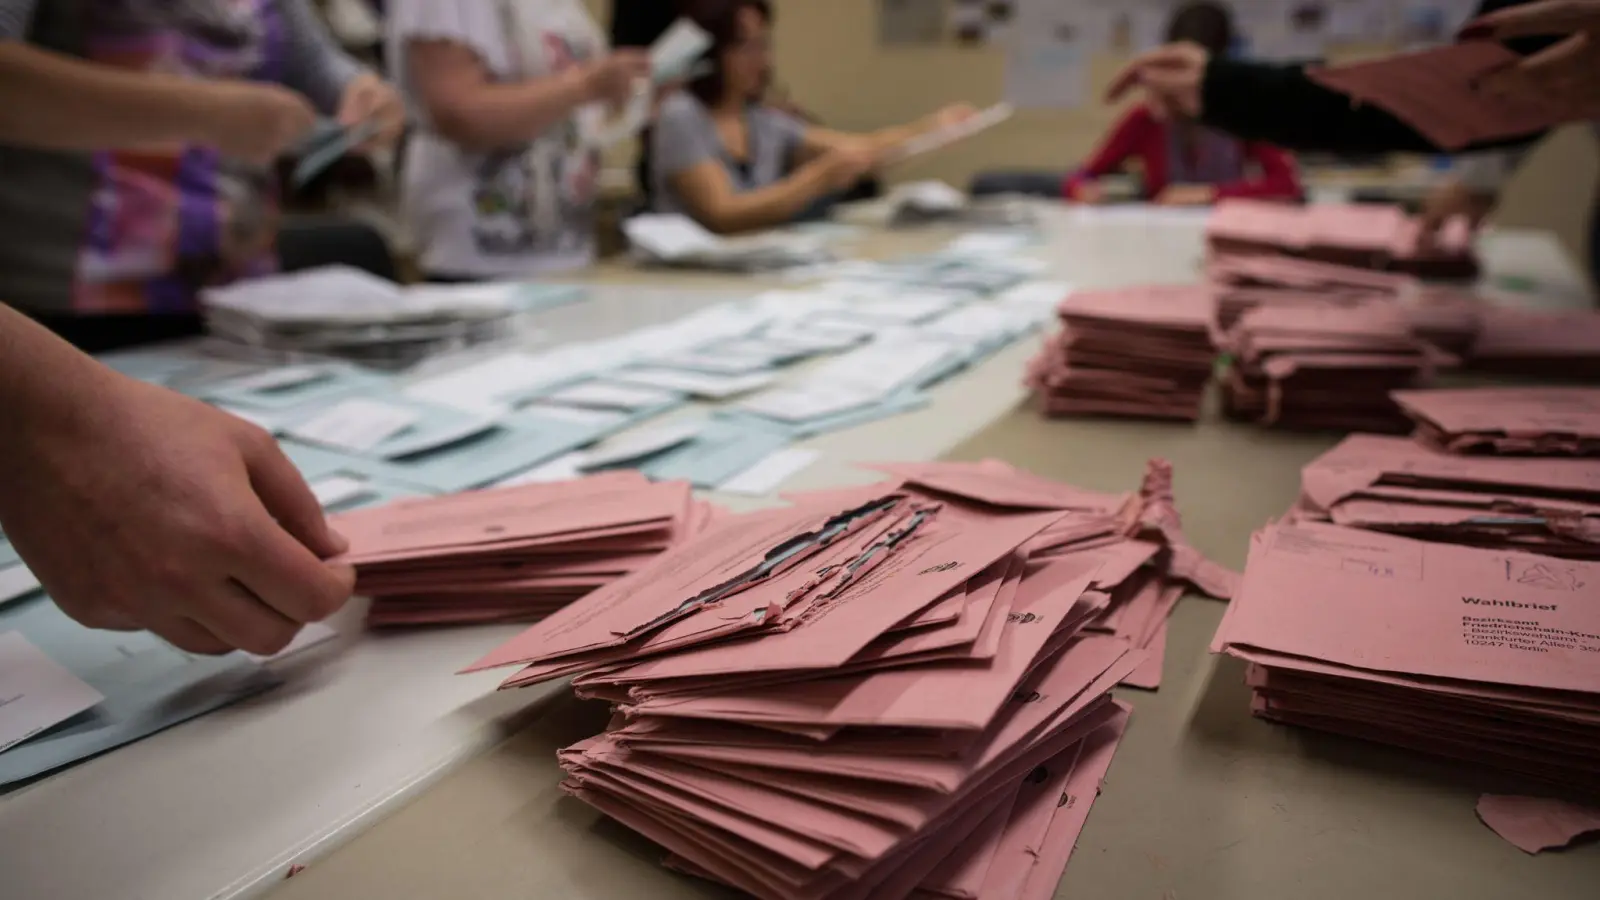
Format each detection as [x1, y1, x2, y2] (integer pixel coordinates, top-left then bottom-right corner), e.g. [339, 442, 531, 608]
[1394, 387, 1600, 456]
[1026, 284, 1216, 422]
[335, 473, 718, 627]
[456, 459, 1235, 900]
[1308, 40, 1600, 151]
[1289, 433, 1600, 560]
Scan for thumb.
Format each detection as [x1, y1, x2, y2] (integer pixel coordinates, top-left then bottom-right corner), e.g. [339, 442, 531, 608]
[240, 432, 348, 559]
[1460, 0, 1595, 39]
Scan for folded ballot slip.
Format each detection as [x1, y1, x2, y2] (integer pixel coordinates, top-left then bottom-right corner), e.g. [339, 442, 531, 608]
[457, 458, 1238, 899]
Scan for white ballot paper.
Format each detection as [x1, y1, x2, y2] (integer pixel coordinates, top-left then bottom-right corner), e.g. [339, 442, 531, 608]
[0, 632, 104, 754]
[287, 399, 422, 454]
[881, 103, 1015, 165]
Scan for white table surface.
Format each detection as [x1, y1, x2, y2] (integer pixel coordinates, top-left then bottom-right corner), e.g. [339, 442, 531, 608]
[0, 207, 1588, 900]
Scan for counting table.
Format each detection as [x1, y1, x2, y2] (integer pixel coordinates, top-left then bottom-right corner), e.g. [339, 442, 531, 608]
[2, 205, 1596, 900]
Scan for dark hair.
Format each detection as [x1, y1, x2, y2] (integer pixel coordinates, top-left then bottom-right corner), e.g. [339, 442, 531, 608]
[682, 0, 772, 105]
[1165, 1, 1234, 57]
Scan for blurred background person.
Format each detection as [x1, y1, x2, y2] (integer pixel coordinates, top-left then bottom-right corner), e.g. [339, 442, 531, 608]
[650, 0, 974, 233]
[390, 0, 650, 283]
[0, 0, 403, 352]
[1063, 1, 1302, 207]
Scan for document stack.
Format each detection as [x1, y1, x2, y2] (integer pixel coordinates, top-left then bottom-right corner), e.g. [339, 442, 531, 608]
[1219, 302, 1449, 433]
[624, 214, 835, 272]
[335, 473, 718, 626]
[1205, 200, 1480, 280]
[201, 266, 578, 368]
[1025, 284, 1217, 421]
[1213, 520, 1600, 800]
[1289, 434, 1600, 559]
[1393, 387, 1600, 456]
[1396, 286, 1485, 355]
[464, 459, 1235, 899]
[1467, 306, 1600, 379]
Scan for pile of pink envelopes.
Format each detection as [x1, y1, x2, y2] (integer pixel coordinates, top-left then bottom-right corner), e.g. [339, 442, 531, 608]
[1205, 200, 1480, 280]
[1213, 520, 1600, 799]
[463, 460, 1235, 900]
[1025, 285, 1217, 421]
[1395, 386, 1600, 456]
[1289, 434, 1600, 559]
[334, 473, 717, 626]
[1207, 253, 1413, 332]
[1219, 302, 1450, 433]
[1467, 306, 1600, 379]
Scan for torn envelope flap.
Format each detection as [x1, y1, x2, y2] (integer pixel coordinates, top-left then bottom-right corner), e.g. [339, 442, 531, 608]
[460, 489, 909, 672]
[605, 502, 1071, 681]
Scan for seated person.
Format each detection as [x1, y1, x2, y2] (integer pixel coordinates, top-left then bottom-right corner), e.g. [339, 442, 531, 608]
[391, 0, 651, 282]
[652, 0, 972, 233]
[0, 0, 403, 353]
[1063, 1, 1302, 206]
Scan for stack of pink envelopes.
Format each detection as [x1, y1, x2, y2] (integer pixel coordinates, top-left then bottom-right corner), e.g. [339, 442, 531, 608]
[1288, 433, 1600, 559]
[334, 472, 717, 627]
[1394, 387, 1600, 456]
[1207, 253, 1414, 332]
[1220, 302, 1451, 433]
[1467, 307, 1600, 379]
[1206, 200, 1480, 279]
[1396, 286, 1486, 355]
[1025, 285, 1217, 421]
[1213, 520, 1600, 799]
[463, 459, 1236, 900]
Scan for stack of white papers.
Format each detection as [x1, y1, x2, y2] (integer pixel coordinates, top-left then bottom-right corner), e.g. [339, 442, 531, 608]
[202, 266, 581, 366]
[624, 215, 834, 272]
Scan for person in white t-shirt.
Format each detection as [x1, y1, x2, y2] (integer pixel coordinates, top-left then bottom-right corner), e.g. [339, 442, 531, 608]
[388, 0, 650, 281]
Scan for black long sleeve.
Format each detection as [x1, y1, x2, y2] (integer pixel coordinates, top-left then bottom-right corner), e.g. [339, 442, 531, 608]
[1198, 0, 1553, 158]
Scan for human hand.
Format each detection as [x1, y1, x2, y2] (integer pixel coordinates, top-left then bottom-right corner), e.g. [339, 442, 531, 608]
[1463, 1, 1600, 108]
[0, 369, 356, 656]
[816, 143, 878, 191]
[580, 49, 653, 107]
[1418, 178, 1496, 250]
[1106, 41, 1209, 121]
[1154, 183, 1218, 206]
[198, 81, 319, 165]
[1069, 181, 1107, 204]
[929, 103, 979, 130]
[336, 71, 406, 151]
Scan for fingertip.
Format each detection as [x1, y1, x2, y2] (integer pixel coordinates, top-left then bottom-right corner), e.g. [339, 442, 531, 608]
[328, 528, 351, 556]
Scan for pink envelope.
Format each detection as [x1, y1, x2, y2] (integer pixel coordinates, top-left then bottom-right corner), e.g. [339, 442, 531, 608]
[1301, 433, 1600, 511]
[1476, 794, 1600, 854]
[1308, 41, 1600, 150]
[1013, 708, 1132, 900]
[623, 559, 1099, 730]
[913, 783, 1021, 900]
[1218, 521, 1600, 693]
[966, 741, 1086, 900]
[1393, 387, 1600, 444]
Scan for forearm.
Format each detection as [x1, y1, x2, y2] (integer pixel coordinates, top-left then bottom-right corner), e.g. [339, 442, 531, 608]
[425, 68, 594, 151]
[688, 164, 834, 234]
[0, 43, 224, 150]
[0, 305, 117, 463]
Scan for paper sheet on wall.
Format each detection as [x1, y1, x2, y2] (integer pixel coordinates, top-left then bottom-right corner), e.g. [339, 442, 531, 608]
[1005, 34, 1089, 110]
[878, 0, 946, 46]
[948, 0, 1018, 46]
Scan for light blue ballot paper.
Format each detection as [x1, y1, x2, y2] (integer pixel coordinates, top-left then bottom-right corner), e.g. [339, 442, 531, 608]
[304, 406, 623, 494]
[0, 537, 20, 569]
[201, 362, 389, 412]
[638, 418, 794, 488]
[290, 117, 383, 190]
[96, 348, 206, 386]
[719, 390, 931, 440]
[0, 595, 279, 788]
[280, 392, 499, 462]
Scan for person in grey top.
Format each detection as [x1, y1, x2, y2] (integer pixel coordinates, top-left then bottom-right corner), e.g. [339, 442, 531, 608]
[651, 0, 976, 234]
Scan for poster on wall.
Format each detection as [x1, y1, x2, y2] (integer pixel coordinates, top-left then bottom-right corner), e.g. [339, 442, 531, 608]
[1092, 0, 1172, 56]
[878, 0, 947, 46]
[1394, 0, 1480, 48]
[948, 0, 1018, 46]
[1004, 33, 1088, 109]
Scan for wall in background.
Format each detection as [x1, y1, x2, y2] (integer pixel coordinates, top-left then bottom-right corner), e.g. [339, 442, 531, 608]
[589, 0, 1593, 276]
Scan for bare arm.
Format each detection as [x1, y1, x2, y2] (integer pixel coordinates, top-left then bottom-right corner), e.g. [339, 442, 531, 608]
[0, 42, 307, 152]
[667, 156, 846, 234]
[407, 40, 648, 152]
